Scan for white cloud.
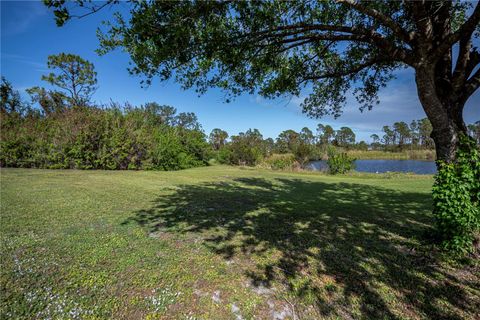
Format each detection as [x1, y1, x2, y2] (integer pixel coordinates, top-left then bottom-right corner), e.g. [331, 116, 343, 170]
[1, 53, 47, 70]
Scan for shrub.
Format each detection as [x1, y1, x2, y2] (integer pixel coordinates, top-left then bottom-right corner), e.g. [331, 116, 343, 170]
[327, 147, 356, 174]
[432, 135, 480, 254]
[263, 153, 296, 170]
[0, 105, 208, 171]
[292, 143, 315, 164]
[214, 147, 232, 164]
[228, 129, 266, 166]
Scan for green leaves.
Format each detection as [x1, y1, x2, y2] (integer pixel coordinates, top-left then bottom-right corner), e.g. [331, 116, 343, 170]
[40, 53, 97, 106]
[44, 0, 69, 26]
[89, 1, 407, 117]
[432, 135, 480, 254]
[326, 146, 356, 174]
[0, 104, 209, 171]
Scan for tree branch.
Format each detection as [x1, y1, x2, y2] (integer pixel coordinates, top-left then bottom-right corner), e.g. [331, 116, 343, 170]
[303, 57, 382, 81]
[69, 1, 114, 20]
[245, 25, 414, 66]
[452, 38, 472, 89]
[434, 1, 480, 58]
[463, 67, 480, 99]
[338, 0, 414, 44]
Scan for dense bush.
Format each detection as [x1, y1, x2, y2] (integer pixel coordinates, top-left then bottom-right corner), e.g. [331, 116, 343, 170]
[211, 147, 232, 164]
[262, 153, 297, 170]
[0, 105, 209, 170]
[292, 142, 316, 164]
[327, 146, 356, 174]
[432, 135, 480, 254]
[227, 129, 267, 166]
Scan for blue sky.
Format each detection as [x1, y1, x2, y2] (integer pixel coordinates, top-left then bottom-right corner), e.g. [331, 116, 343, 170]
[1, 1, 479, 142]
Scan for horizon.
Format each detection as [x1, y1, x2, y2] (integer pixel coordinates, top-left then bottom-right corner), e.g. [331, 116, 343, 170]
[1, 1, 479, 142]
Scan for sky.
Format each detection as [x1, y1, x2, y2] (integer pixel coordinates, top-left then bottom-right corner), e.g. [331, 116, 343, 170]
[1, 1, 479, 142]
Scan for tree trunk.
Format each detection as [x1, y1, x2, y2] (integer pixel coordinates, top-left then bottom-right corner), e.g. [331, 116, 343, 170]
[414, 67, 467, 163]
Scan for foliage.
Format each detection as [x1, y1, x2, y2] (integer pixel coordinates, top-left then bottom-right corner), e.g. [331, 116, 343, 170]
[292, 142, 315, 165]
[1, 77, 27, 114]
[212, 146, 232, 165]
[0, 104, 208, 171]
[327, 146, 356, 174]
[41, 53, 97, 106]
[467, 121, 480, 144]
[355, 141, 369, 151]
[380, 118, 435, 150]
[262, 153, 297, 170]
[46, 1, 478, 119]
[228, 129, 266, 166]
[209, 128, 228, 150]
[26, 87, 68, 115]
[432, 135, 480, 254]
[334, 126, 356, 148]
[276, 129, 317, 162]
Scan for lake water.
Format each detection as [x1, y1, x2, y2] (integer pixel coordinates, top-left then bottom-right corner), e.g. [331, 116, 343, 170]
[305, 159, 437, 174]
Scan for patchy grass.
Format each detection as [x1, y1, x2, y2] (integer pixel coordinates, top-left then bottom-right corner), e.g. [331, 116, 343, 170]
[1, 166, 478, 319]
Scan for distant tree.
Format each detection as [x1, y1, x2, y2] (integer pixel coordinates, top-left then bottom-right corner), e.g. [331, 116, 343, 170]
[276, 130, 300, 153]
[263, 137, 275, 155]
[209, 128, 229, 150]
[293, 141, 315, 164]
[356, 140, 369, 151]
[409, 120, 419, 146]
[370, 134, 381, 150]
[382, 126, 395, 146]
[1, 77, 25, 114]
[316, 124, 335, 145]
[229, 129, 265, 165]
[175, 112, 201, 131]
[40, 53, 97, 106]
[370, 134, 380, 144]
[142, 103, 176, 126]
[150, 103, 175, 124]
[418, 118, 434, 149]
[299, 127, 315, 145]
[335, 127, 355, 148]
[316, 124, 325, 145]
[467, 121, 480, 144]
[26, 86, 67, 115]
[393, 121, 411, 146]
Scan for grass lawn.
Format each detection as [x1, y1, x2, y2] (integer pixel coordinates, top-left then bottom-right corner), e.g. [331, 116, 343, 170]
[1, 166, 478, 319]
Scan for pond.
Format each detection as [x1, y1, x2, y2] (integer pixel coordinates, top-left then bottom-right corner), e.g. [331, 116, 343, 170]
[305, 159, 437, 174]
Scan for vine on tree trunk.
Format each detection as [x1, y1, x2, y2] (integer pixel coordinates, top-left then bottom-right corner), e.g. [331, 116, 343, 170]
[432, 135, 480, 254]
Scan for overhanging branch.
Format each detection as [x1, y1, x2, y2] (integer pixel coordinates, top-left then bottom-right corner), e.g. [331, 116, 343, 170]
[434, 1, 480, 59]
[303, 57, 382, 81]
[338, 0, 414, 44]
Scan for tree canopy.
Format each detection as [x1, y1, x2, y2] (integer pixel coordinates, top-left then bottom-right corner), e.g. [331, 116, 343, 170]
[41, 53, 97, 106]
[45, 0, 480, 162]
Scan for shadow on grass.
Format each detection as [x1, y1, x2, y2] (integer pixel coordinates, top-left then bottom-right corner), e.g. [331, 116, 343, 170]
[123, 177, 477, 319]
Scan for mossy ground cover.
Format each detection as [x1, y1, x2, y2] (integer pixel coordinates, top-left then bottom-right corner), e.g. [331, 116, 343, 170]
[1, 166, 478, 319]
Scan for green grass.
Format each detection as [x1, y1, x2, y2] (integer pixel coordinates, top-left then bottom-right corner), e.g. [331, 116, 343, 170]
[346, 149, 436, 160]
[1, 166, 478, 319]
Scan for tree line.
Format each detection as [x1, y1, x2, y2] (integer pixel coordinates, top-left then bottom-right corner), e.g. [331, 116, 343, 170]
[1, 53, 479, 170]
